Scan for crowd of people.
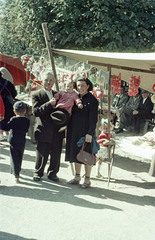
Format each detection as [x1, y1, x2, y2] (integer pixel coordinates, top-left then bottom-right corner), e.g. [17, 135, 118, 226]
[0, 68, 155, 186]
[111, 87, 154, 135]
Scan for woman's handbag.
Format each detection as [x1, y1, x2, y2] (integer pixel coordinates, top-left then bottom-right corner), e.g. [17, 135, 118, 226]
[77, 141, 96, 165]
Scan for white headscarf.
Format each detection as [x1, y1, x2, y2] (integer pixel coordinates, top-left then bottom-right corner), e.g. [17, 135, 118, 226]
[0, 67, 14, 84]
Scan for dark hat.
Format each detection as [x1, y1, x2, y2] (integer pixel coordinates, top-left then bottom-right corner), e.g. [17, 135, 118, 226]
[14, 101, 26, 110]
[50, 108, 70, 127]
[141, 89, 149, 94]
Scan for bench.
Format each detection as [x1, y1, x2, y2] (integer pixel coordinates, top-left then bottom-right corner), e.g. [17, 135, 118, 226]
[142, 119, 153, 135]
[122, 118, 154, 135]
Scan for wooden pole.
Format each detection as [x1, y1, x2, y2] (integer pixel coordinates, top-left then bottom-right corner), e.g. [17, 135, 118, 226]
[107, 65, 112, 176]
[42, 23, 59, 91]
[107, 65, 112, 140]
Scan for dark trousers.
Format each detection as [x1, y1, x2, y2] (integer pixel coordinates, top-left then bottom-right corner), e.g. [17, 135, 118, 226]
[10, 145, 24, 176]
[34, 138, 63, 178]
[133, 114, 152, 133]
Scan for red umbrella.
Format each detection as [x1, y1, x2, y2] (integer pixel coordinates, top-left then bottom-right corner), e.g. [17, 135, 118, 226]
[0, 53, 33, 87]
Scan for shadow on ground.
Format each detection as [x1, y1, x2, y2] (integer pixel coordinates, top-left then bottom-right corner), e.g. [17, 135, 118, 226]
[0, 231, 36, 240]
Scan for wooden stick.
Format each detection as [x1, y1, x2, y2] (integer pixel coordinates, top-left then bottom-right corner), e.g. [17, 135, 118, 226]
[107, 65, 112, 176]
[42, 23, 59, 91]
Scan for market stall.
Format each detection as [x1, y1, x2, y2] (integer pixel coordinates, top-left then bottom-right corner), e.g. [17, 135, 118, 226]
[0, 53, 33, 87]
[52, 49, 155, 93]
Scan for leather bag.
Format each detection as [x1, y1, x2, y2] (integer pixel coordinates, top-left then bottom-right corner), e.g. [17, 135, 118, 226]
[77, 141, 96, 165]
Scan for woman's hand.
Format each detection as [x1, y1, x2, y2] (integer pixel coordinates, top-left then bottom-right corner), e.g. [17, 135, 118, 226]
[85, 134, 92, 143]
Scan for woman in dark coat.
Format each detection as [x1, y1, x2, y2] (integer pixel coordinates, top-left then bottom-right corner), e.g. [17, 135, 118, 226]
[65, 78, 98, 188]
[0, 71, 17, 140]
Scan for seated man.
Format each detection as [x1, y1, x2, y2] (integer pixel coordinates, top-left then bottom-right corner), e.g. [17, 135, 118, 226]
[115, 88, 142, 133]
[121, 89, 154, 135]
[111, 86, 129, 127]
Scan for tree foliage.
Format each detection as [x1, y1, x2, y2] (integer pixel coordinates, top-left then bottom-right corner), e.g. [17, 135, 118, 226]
[0, 0, 155, 57]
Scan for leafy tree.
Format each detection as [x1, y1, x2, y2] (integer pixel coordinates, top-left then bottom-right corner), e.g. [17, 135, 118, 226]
[48, 0, 155, 51]
[0, 0, 155, 57]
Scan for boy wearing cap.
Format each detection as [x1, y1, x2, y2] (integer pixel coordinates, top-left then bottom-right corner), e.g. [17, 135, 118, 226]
[0, 101, 30, 183]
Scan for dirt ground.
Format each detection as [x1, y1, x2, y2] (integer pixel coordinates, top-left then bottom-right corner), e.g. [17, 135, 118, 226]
[0, 135, 155, 240]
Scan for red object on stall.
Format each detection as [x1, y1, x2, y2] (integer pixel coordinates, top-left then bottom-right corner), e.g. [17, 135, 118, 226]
[128, 76, 140, 96]
[111, 73, 121, 94]
[0, 53, 34, 87]
[93, 88, 104, 99]
[31, 80, 43, 91]
[152, 84, 155, 92]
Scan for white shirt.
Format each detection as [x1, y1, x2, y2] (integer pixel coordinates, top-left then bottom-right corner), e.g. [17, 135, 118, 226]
[143, 97, 148, 104]
[43, 88, 53, 100]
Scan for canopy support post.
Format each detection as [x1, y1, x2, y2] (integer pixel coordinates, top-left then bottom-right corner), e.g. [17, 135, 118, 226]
[107, 65, 112, 177]
[42, 23, 59, 91]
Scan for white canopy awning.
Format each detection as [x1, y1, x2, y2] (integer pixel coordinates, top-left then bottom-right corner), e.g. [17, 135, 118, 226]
[53, 49, 155, 93]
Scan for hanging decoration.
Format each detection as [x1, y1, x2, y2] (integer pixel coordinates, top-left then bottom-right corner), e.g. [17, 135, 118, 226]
[83, 73, 86, 78]
[104, 71, 110, 84]
[111, 73, 121, 94]
[152, 84, 155, 92]
[40, 56, 45, 64]
[21, 55, 30, 67]
[128, 75, 141, 96]
[62, 74, 69, 83]
[70, 73, 75, 80]
[151, 94, 155, 103]
[90, 74, 97, 84]
[96, 76, 105, 86]
[31, 80, 42, 91]
[26, 56, 35, 72]
[92, 88, 104, 99]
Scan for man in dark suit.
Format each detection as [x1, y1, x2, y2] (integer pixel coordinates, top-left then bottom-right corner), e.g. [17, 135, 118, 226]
[111, 86, 129, 128]
[115, 89, 142, 134]
[112, 86, 129, 109]
[132, 90, 153, 134]
[32, 72, 64, 182]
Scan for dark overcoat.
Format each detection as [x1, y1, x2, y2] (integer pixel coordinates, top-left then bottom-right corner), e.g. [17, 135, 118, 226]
[65, 92, 98, 163]
[0, 76, 17, 122]
[137, 97, 153, 118]
[32, 88, 64, 143]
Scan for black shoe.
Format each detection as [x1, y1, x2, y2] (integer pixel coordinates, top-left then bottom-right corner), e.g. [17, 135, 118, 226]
[48, 175, 59, 182]
[115, 128, 124, 134]
[33, 176, 41, 181]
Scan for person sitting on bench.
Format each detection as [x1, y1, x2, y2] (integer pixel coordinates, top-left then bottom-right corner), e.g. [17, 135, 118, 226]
[111, 86, 129, 127]
[115, 88, 142, 134]
[121, 89, 154, 135]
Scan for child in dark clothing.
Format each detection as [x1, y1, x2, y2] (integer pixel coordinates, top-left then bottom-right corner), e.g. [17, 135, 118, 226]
[0, 101, 30, 183]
